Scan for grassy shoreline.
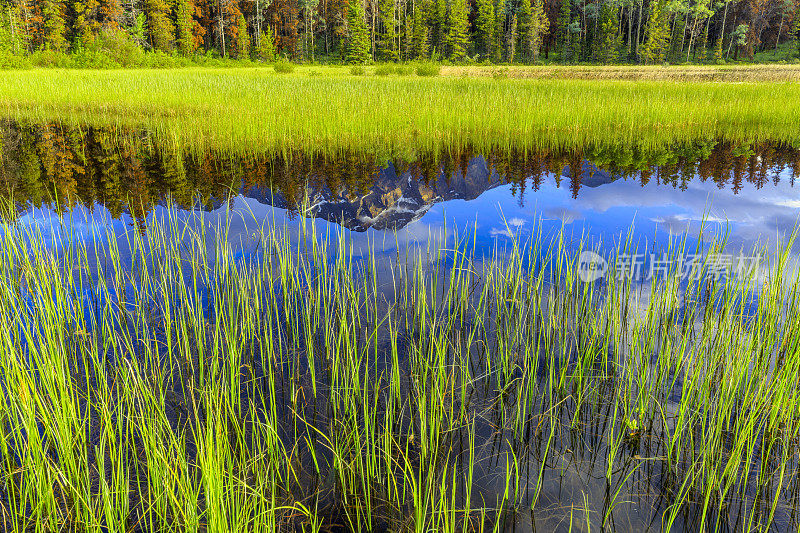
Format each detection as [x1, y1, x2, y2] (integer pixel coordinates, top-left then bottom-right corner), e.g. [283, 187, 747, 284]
[0, 67, 798, 156]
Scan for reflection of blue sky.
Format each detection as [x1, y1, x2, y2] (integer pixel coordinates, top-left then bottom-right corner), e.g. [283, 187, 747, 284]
[423, 168, 800, 258]
[10, 166, 800, 271]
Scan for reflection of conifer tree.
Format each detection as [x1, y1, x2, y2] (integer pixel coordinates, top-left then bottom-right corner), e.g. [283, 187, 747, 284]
[456, 149, 470, 182]
[732, 154, 746, 195]
[567, 151, 582, 199]
[93, 128, 126, 218]
[529, 156, 544, 192]
[441, 153, 455, 186]
[156, 144, 193, 208]
[414, 150, 439, 186]
[37, 123, 82, 213]
[706, 141, 732, 189]
[640, 167, 652, 187]
[124, 142, 154, 224]
[72, 128, 98, 210]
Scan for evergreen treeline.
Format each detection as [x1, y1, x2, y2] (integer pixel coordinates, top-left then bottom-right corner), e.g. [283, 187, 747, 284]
[0, 0, 798, 67]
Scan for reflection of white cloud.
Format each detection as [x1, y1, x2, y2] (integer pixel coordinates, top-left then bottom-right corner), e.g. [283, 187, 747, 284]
[774, 200, 800, 209]
[565, 170, 800, 252]
[508, 217, 526, 227]
[544, 207, 583, 225]
[490, 227, 515, 238]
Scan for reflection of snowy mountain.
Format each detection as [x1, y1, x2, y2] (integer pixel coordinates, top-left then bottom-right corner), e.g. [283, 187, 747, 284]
[246, 157, 617, 232]
[570, 161, 616, 188]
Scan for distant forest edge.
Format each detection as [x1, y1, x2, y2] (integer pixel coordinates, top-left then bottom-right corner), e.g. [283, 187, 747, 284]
[0, 0, 799, 69]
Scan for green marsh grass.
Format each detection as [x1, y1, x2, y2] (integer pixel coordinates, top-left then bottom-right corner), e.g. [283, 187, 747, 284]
[0, 68, 799, 157]
[0, 203, 799, 530]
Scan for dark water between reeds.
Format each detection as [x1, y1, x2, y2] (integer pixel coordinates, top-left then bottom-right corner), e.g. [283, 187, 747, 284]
[3, 120, 800, 532]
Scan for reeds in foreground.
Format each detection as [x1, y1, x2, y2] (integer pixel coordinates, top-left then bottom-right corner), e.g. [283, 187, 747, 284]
[0, 204, 798, 532]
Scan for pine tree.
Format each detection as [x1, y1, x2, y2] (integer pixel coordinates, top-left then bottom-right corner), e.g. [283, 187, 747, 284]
[410, 0, 429, 58]
[378, 0, 398, 60]
[346, 0, 371, 63]
[595, 1, 619, 63]
[530, 0, 547, 61]
[507, 12, 517, 61]
[557, 0, 571, 59]
[642, 0, 670, 64]
[41, 0, 68, 52]
[431, 0, 447, 54]
[793, 11, 800, 57]
[176, 0, 199, 55]
[256, 24, 276, 60]
[447, 0, 469, 60]
[475, 0, 494, 58]
[235, 12, 249, 58]
[517, 0, 533, 62]
[145, 0, 175, 52]
[72, 0, 100, 49]
[493, 0, 506, 60]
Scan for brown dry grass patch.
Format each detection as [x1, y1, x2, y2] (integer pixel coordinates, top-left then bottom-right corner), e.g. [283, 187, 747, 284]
[442, 64, 800, 82]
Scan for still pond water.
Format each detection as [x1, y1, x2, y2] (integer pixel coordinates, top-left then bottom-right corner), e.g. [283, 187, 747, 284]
[2, 121, 800, 532]
[2, 121, 799, 266]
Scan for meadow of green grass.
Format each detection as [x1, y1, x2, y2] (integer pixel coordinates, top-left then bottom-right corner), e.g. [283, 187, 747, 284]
[0, 205, 799, 531]
[0, 67, 798, 157]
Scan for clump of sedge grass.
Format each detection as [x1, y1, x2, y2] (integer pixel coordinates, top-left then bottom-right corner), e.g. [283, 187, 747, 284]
[415, 61, 441, 76]
[273, 60, 295, 74]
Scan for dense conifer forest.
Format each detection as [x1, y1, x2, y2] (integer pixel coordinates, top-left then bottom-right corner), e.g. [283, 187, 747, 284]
[0, 0, 798, 67]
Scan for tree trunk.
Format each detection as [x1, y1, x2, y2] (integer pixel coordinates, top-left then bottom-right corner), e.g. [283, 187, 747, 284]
[8, 5, 17, 55]
[634, 0, 643, 59]
[719, 0, 728, 51]
[218, 0, 226, 56]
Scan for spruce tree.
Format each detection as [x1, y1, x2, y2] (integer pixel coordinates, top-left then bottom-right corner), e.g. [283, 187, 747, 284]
[530, 0, 547, 61]
[431, 0, 447, 55]
[642, 0, 670, 64]
[176, 0, 198, 55]
[475, 0, 495, 59]
[41, 0, 68, 52]
[713, 35, 723, 62]
[517, 0, 547, 62]
[493, 0, 506, 61]
[793, 13, 800, 57]
[346, 0, 371, 63]
[447, 0, 469, 60]
[557, 0, 571, 59]
[378, 0, 398, 60]
[411, 0, 429, 58]
[145, 0, 175, 52]
[235, 13, 249, 58]
[517, 0, 533, 62]
[256, 25, 276, 60]
[507, 12, 517, 61]
[596, 2, 619, 63]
